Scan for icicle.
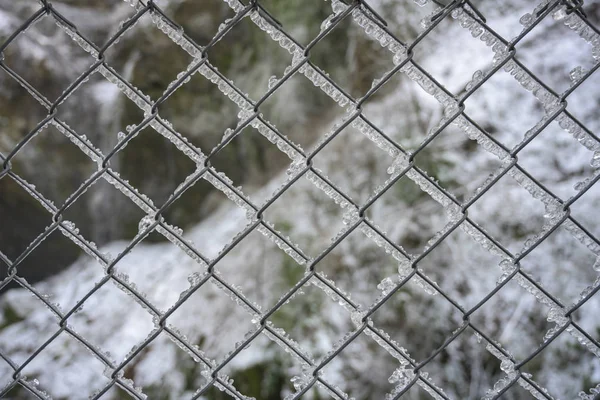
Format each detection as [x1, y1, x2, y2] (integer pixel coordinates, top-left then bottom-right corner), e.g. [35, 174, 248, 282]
[465, 70, 484, 92]
[519, 13, 533, 27]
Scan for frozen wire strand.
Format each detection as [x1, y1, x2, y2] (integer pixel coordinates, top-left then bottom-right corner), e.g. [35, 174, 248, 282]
[240, 0, 600, 395]
[1, 0, 600, 400]
[0, 192, 156, 398]
[0, 91, 319, 400]
[131, 0, 600, 396]
[370, 3, 600, 395]
[0, 173, 250, 399]
[0, 63, 319, 396]
[56, 174, 299, 395]
[117, 6, 452, 396]
[22, 0, 580, 388]
[3, 79, 224, 398]
[441, 1, 600, 396]
[462, 2, 600, 149]
[447, 0, 600, 298]
[0, 5, 422, 396]
[350, 0, 599, 232]
[350, 0, 598, 256]
[353, 0, 599, 317]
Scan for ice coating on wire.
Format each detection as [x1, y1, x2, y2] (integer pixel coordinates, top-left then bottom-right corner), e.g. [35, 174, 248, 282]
[0, 0, 599, 398]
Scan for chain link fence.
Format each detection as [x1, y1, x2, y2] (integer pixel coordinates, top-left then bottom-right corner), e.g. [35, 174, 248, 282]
[1, 0, 600, 398]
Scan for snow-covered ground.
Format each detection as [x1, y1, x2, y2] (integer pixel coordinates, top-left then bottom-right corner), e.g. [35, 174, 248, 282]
[1, 0, 600, 399]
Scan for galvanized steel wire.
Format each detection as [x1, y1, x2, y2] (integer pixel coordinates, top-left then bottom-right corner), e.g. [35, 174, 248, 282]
[1, 0, 600, 398]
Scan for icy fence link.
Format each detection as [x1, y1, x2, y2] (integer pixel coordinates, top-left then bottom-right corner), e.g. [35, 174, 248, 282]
[1, 0, 600, 399]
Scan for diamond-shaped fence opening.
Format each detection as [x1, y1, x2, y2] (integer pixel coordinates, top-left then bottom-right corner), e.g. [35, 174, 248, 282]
[260, 174, 348, 257]
[165, 282, 259, 363]
[514, 8, 598, 94]
[412, 225, 506, 311]
[101, 231, 185, 308]
[308, 122, 392, 204]
[518, 220, 598, 303]
[410, 8, 495, 95]
[416, 327, 508, 399]
[521, 330, 600, 397]
[205, 13, 296, 99]
[467, 277, 557, 362]
[460, 63, 549, 150]
[54, 71, 148, 153]
[303, 12, 396, 100]
[16, 331, 114, 399]
[516, 119, 597, 200]
[208, 228, 298, 310]
[58, 178, 149, 254]
[8, 124, 97, 205]
[465, 171, 549, 254]
[206, 124, 293, 204]
[564, 67, 600, 131]
[267, 281, 355, 359]
[116, 125, 198, 204]
[257, 70, 350, 150]
[368, 275, 465, 361]
[100, 10, 197, 101]
[0, 73, 49, 152]
[314, 329, 401, 399]
[364, 172, 453, 254]
[0, 11, 97, 101]
[312, 227, 399, 307]
[1, 0, 600, 399]
[65, 279, 157, 360]
[407, 121, 506, 203]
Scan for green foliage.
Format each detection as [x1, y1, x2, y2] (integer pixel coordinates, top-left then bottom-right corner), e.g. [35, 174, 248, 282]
[271, 254, 308, 333]
[0, 304, 24, 330]
[203, 357, 288, 400]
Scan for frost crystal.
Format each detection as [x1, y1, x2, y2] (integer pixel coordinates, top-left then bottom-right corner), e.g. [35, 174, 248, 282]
[377, 276, 397, 296]
[519, 13, 533, 27]
[2, 1, 597, 398]
[138, 215, 155, 232]
[570, 66, 588, 84]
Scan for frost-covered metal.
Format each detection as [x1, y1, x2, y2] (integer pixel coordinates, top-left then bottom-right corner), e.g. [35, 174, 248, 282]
[1, 0, 600, 399]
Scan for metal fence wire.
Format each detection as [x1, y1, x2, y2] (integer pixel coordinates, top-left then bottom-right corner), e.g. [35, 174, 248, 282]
[1, 0, 600, 398]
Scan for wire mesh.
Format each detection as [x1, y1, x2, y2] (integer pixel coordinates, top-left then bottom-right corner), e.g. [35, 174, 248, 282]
[1, 0, 600, 398]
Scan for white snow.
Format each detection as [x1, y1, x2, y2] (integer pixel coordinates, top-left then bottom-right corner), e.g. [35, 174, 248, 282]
[1, 0, 600, 399]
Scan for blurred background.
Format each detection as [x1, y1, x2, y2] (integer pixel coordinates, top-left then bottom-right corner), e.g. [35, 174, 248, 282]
[0, 0, 600, 399]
